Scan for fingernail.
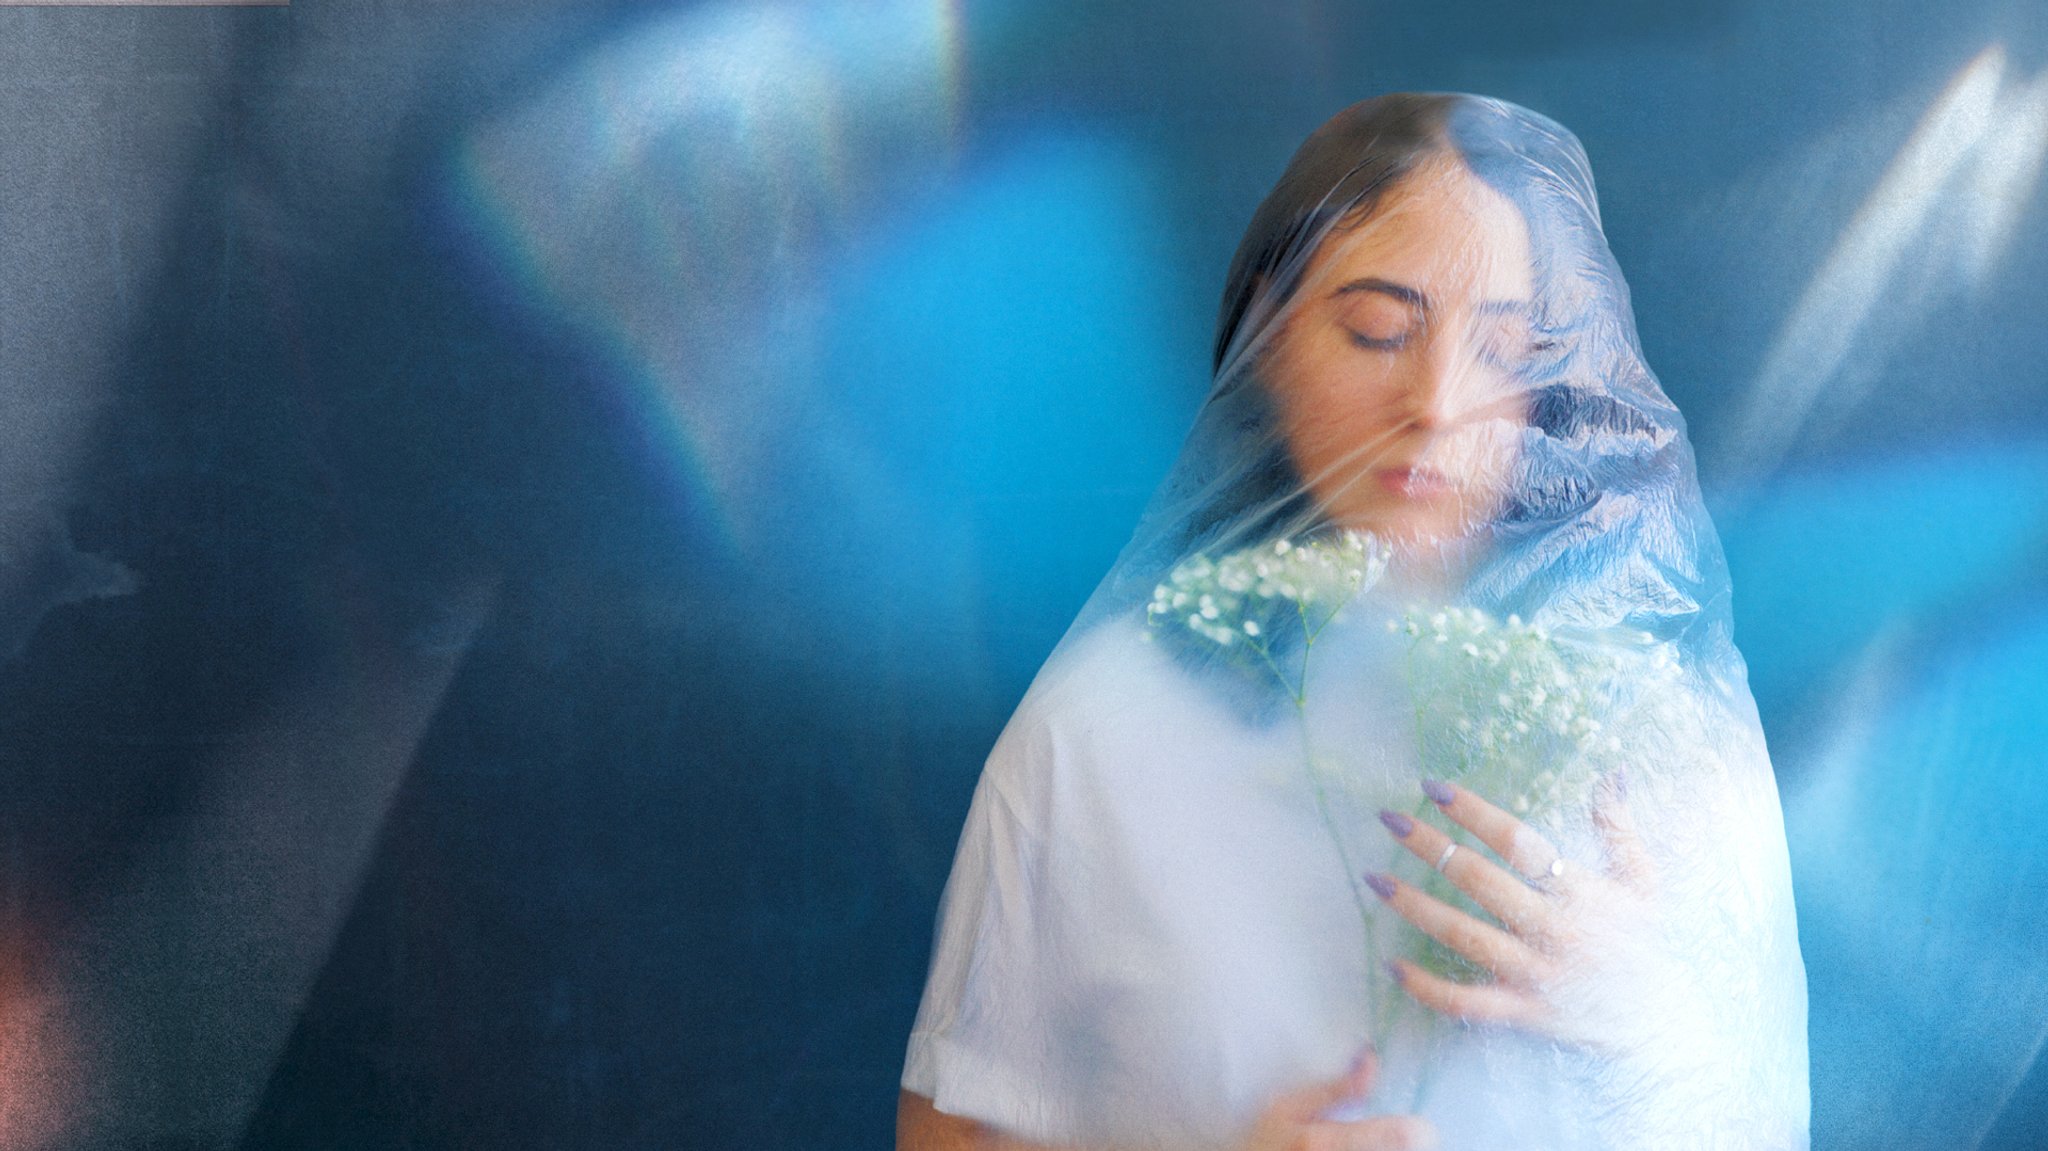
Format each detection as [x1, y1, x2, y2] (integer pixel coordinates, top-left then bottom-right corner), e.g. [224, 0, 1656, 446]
[1362, 871, 1396, 900]
[1421, 779, 1454, 807]
[1613, 767, 1630, 799]
[1377, 809, 1415, 837]
[1348, 1042, 1376, 1075]
[1385, 959, 1406, 986]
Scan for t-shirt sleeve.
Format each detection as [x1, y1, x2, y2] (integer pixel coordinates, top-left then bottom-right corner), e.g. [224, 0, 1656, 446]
[900, 700, 1090, 1142]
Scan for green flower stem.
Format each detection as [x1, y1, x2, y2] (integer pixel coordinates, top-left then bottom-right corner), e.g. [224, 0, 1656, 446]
[1402, 791, 1450, 1114]
[1397, 624, 1457, 1115]
[1287, 627, 1386, 1050]
[1147, 534, 1409, 1101]
[1244, 637, 1300, 704]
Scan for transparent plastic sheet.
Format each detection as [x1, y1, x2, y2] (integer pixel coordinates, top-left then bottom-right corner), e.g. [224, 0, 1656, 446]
[902, 93, 1810, 1150]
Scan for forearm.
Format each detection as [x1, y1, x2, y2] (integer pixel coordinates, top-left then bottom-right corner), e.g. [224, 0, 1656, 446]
[898, 1090, 1182, 1151]
[899, 1089, 1062, 1151]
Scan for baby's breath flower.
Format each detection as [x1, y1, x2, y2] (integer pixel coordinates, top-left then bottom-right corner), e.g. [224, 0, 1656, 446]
[1397, 602, 1683, 824]
[1144, 529, 1392, 692]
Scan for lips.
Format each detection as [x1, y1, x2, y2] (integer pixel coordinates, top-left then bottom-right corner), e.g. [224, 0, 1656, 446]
[1377, 465, 1453, 499]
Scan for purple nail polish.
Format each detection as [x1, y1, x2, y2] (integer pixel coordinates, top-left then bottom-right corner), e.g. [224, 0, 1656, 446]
[1363, 871, 1396, 900]
[1421, 779, 1455, 807]
[1614, 767, 1631, 799]
[1385, 959, 1406, 986]
[1377, 809, 1414, 837]
[1348, 1043, 1375, 1075]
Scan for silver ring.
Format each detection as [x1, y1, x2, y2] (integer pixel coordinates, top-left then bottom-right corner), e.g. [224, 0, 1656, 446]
[1434, 842, 1459, 872]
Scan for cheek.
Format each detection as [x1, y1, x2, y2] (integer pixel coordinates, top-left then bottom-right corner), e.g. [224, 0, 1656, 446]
[1279, 387, 1404, 474]
[1268, 352, 1404, 463]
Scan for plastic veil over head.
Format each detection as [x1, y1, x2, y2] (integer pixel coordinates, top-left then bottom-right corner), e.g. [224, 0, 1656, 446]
[903, 93, 1809, 1151]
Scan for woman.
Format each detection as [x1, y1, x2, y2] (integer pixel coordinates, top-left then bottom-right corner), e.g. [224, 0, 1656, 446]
[898, 93, 1810, 1151]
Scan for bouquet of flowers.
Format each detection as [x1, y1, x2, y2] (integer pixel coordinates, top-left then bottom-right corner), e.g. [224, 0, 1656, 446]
[1388, 605, 1682, 986]
[1146, 534, 1687, 1054]
[1143, 530, 1390, 703]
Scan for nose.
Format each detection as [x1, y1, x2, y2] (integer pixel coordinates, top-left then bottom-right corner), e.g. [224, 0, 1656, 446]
[1398, 318, 1519, 435]
[1397, 328, 1463, 433]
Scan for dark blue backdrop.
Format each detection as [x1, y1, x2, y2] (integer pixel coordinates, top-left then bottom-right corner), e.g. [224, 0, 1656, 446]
[1, 2, 2044, 1148]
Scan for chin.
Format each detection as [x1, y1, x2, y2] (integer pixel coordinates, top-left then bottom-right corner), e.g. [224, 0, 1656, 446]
[1373, 507, 1502, 554]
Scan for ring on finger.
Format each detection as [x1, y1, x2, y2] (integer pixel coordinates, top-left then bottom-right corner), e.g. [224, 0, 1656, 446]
[1434, 842, 1459, 873]
[1527, 856, 1567, 890]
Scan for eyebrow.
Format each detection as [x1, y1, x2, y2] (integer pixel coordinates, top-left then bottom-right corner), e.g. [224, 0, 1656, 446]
[1332, 277, 1429, 311]
[1330, 277, 1535, 318]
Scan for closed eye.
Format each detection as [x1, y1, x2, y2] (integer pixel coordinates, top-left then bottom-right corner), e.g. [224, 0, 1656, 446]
[1334, 280, 1425, 349]
[1348, 326, 1414, 351]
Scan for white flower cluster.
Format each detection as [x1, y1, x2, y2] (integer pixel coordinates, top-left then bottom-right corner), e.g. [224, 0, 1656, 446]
[1147, 530, 1390, 650]
[1394, 604, 1680, 819]
[1391, 604, 1683, 988]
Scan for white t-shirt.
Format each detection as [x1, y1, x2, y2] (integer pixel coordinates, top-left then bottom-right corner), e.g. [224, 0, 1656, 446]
[901, 608, 1621, 1150]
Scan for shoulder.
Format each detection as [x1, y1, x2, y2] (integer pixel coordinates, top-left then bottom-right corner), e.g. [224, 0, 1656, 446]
[1021, 611, 1183, 722]
[977, 610, 1219, 829]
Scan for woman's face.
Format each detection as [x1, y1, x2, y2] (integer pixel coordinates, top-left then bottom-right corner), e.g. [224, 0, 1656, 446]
[1263, 152, 1538, 547]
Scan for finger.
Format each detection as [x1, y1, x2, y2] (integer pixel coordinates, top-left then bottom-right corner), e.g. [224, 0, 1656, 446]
[1419, 780, 1571, 887]
[1386, 957, 1550, 1033]
[1376, 808, 1551, 938]
[1592, 768, 1656, 895]
[1363, 871, 1550, 987]
[1270, 1045, 1380, 1124]
[1317, 1114, 1440, 1150]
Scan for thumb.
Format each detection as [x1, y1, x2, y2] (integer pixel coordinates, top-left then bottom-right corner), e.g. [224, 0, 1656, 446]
[1273, 1044, 1379, 1122]
[1593, 767, 1655, 893]
[1345, 1044, 1381, 1094]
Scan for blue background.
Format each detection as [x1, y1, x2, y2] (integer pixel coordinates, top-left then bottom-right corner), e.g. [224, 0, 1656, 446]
[0, 1, 2043, 1148]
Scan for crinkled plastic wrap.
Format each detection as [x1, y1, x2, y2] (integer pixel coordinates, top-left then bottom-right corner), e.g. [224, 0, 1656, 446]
[902, 93, 1809, 1150]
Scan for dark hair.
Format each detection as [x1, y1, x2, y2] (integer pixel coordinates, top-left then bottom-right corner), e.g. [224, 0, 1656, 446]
[1182, 93, 1662, 561]
[1123, 93, 1716, 717]
[1180, 95, 1471, 559]
[1212, 93, 1459, 375]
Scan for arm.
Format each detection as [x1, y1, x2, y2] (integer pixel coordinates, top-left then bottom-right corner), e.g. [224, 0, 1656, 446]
[898, 1089, 997, 1151]
[895, 1090, 1185, 1151]
[897, 1052, 1439, 1151]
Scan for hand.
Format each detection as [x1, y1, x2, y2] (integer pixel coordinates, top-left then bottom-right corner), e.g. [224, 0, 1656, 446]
[1367, 773, 1675, 1054]
[1239, 1045, 1437, 1151]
